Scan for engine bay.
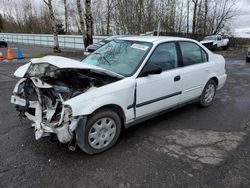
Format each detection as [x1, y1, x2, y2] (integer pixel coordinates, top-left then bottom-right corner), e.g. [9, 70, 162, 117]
[12, 64, 120, 143]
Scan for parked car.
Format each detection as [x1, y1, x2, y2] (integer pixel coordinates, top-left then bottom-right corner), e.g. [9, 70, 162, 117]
[86, 35, 129, 52]
[200, 35, 229, 51]
[11, 36, 227, 154]
[0, 39, 8, 48]
[247, 47, 250, 62]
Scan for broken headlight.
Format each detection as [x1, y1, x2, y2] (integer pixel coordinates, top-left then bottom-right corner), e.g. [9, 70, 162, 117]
[28, 63, 57, 77]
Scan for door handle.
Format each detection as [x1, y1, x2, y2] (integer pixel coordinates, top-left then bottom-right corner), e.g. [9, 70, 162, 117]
[174, 75, 181, 82]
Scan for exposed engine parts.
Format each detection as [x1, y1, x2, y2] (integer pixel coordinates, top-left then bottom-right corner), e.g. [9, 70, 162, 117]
[12, 64, 119, 144]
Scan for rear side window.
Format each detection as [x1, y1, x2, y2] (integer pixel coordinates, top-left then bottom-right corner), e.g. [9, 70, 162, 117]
[179, 42, 208, 66]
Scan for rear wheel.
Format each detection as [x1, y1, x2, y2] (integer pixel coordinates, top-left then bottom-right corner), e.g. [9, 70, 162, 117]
[77, 108, 121, 154]
[200, 80, 217, 107]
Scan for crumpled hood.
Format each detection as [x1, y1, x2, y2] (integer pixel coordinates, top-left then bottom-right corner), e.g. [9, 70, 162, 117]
[14, 55, 124, 78]
[200, 40, 215, 44]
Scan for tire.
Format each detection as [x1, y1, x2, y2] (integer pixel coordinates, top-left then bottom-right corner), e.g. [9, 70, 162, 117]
[212, 45, 218, 51]
[247, 57, 250, 63]
[222, 45, 228, 50]
[200, 80, 217, 107]
[77, 108, 121, 154]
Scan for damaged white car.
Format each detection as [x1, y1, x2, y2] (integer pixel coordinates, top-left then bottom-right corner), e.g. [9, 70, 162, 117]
[11, 36, 227, 154]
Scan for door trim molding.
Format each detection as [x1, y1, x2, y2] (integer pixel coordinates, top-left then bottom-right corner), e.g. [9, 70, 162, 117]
[135, 91, 182, 108]
[183, 85, 202, 93]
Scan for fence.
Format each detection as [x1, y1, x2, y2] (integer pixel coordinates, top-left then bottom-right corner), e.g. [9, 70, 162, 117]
[3, 32, 245, 50]
[0, 33, 107, 50]
[153, 31, 206, 41]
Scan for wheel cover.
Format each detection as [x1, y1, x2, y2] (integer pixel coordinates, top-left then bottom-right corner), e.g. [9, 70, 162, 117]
[204, 84, 215, 104]
[88, 117, 117, 149]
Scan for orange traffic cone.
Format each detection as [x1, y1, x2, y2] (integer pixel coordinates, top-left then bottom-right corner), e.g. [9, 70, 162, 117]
[7, 48, 13, 60]
[0, 52, 4, 61]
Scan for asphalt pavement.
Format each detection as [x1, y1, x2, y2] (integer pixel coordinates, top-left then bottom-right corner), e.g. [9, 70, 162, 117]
[0, 45, 250, 188]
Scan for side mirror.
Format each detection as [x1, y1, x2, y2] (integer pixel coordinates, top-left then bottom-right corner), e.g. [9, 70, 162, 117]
[139, 64, 162, 77]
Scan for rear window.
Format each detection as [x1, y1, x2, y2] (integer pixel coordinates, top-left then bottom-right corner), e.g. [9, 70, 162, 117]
[179, 42, 208, 66]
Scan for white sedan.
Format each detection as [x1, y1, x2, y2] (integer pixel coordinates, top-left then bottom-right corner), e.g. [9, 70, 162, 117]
[11, 36, 227, 154]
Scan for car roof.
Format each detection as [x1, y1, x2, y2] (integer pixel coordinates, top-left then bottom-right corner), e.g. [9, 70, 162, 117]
[117, 36, 196, 44]
[105, 35, 131, 41]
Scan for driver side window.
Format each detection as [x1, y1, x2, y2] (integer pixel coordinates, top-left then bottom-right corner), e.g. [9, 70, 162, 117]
[147, 42, 178, 71]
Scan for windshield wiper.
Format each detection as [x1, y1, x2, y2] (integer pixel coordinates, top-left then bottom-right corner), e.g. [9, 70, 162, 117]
[93, 52, 111, 65]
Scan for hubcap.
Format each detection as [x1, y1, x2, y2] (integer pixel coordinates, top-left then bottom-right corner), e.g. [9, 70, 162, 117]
[204, 84, 215, 104]
[88, 117, 117, 149]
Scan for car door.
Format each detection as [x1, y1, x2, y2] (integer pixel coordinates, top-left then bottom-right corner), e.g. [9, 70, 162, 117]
[135, 42, 182, 118]
[178, 41, 211, 103]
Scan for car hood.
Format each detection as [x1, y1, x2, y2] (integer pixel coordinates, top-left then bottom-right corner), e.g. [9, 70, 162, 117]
[14, 55, 124, 79]
[200, 40, 214, 44]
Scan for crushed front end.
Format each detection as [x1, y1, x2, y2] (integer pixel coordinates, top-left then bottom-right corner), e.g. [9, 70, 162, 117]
[11, 77, 80, 143]
[11, 61, 118, 146]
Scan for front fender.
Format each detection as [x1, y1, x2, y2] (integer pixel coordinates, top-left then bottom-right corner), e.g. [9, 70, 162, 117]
[64, 79, 136, 122]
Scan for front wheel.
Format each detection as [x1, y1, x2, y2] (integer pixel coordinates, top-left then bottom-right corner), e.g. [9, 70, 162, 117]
[200, 80, 217, 107]
[222, 45, 228, 50]
[77, 108, 121, 154]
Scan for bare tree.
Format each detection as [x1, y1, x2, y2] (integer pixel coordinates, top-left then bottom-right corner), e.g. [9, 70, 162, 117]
[0, 0, 239, 38]
[211, 0, 238, 34]
[63, 0, 68, 33]
[104, 0, 118, 35]
[43, 0, 60, 52]
[0, 14, 3, 32]
[203, 0, 208, 34]
[187, 0, 190, 34]
[76, 0, 85, 45]
[85, 0, 93, 47]
[106, 0, 111, 35]
[192, 0, 199, 34]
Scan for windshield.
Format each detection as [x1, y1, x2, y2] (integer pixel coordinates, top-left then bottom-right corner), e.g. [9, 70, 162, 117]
[203, 36, 216, 41]
[82, 40, 152, 76]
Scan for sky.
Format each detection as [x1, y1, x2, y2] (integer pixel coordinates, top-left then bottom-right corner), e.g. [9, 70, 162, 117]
[233, 0, 250, 37]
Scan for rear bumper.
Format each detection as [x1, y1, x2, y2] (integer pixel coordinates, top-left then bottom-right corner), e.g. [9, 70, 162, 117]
[218, 74, 227, 90]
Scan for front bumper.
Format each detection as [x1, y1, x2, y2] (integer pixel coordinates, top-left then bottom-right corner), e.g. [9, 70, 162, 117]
[11, 80, 80, 143]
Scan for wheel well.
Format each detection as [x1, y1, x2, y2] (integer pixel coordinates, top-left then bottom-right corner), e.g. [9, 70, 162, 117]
[92, 104, 126, 129]
[210, 77, 218, 86]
